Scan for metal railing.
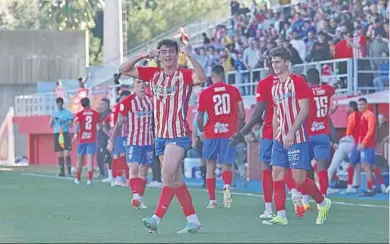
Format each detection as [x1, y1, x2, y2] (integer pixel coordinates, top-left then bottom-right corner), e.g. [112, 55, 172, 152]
[15, 84, 121, 117]
[354, 57, 389, 94]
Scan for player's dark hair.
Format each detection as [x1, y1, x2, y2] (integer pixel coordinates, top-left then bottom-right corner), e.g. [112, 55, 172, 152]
[56, 97, 64, 104]
[349, 101, 358, 111]
[157, 39, 179, 53]
[81, 97, 90, 108]
[101, 98, 110, 106]
[306, 68, 320, 84]
[120, 90, 131, 98]
[269, 46, 292, 61]
[211, 65, 225, 77]
[358, 97, 368, 103]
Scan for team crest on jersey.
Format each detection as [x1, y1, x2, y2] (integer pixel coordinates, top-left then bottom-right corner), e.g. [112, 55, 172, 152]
[273, 92, 292, 103]
[153, 85, 176, 96]
[135, 110, 153, 117]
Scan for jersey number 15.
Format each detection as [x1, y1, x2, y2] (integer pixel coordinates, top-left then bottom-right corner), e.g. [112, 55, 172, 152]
[314, 96, 328, 118]
[213, 94, 231, 115]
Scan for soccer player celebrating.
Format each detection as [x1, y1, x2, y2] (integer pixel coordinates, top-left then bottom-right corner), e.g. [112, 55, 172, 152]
[263, 47, 331, 225]
[108, 79, 154, 209]
[305, 68, 336, 199]
[119, 39, 207, 234]
[73, 97, 100, 186]
[104, 91, 131, 187]
[197, 65, 245, 209]
[50, 97, 73, 177]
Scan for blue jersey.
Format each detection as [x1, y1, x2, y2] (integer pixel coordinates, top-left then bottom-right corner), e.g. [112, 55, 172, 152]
[52, 109, 73, 133]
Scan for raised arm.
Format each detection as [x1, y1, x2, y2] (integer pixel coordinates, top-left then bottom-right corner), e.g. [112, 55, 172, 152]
[119, 52, 153, 78]
[181, 44, 207, 85]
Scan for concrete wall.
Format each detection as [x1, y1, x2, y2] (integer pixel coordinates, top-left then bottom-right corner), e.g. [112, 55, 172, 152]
[0, 30, 88, 85]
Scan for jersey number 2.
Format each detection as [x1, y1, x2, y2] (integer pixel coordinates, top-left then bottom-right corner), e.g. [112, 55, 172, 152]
[314, 96, 328, 118]
[213, 94, 230, 115]
[85, 116, 92, 130]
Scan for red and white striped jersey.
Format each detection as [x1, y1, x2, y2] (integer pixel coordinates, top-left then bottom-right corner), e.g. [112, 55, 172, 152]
[137, 67, 194, 138]
[119, 93, 154, 146]
[103, 104, 127, 137]
[271, 74, 311, 144]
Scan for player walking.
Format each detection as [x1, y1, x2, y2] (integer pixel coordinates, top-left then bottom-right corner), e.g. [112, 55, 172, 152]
[262, 47, 331, 226]
[104, 91, 131, 186]
[118, 39, 207, 234]
[197, 65, 245, 209]
[73, 97, 100, 186]
[305, 68, 336, 200]
[108, 79, 154, 209]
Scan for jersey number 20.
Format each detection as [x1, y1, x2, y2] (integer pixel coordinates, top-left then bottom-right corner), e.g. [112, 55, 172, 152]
[314, 96, 328, 118]
[213, 94, 230, 115]
[85, 115, 92, 130]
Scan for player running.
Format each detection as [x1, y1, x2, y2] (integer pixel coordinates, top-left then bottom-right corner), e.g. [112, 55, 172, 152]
[73, 97, 100, 186]
[262, 47, 331, 226]
[196, 65, 245, 209]
[118, 39, 207, 234]
[305, 68, 336, 200]
[108, 79, 154, 209]
[104, 91, 131, 187]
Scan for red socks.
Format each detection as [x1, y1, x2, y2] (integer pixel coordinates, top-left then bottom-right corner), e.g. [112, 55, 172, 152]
[262, 169, 273, 203]
[111, 158, 118, 178]
[222, 170, 232, 185]
[373, 167, 384, 185]
[273, 180, 286, 212]
[76, 171, 81, 181]
[206, 178, 216, 201]
[300, 178, 324, 204]
[347, 166, 354, 185]
[285, 169, 296, 190]
[318, 170, 329, 195]
[367, 179, 373, 191]
[154, 186, 175, 219]
[129, 178, 147, 196]
[88, 171, 93, 181]
[175, 184, 196, 217]
[120, 156, 129, 180]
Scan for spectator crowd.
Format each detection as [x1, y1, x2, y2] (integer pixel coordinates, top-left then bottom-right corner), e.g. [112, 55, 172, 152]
[189, 0, 389, 93]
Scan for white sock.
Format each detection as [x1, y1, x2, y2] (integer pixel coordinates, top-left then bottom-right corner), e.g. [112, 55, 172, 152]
[152, 215, 161, 224]
[318, 199, 326, 207]
[265, 202, 272, 213]
[186, 214, 200, 225]
[277, 210, 286, 218]
[290, 188, 298, 195]
[133, 193, 140, 199]
[302, 195, 309, 205]
[209, 200, 216, 204]
[108, 169, 112, 179]
[347, 184, 353, 191]
[380, 184, 386, 192]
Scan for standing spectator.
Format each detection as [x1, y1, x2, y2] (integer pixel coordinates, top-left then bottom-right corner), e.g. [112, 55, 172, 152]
[55, 80, 64, 99]
[282, 39, 302, 65]
[369, 33, 389, 69]
[372, 52, 389, 92]
[196, 47, 209, 70]
[243, 39, 259, 70]
[351, 27, 368, 58]
[290, 31, 306, 61]
[377, 114, 389, 145]
[230, 0, 240, 16]
[234, 52, 248, 95]
[205, 47, 220, 74]
[202, 33, 210, 45]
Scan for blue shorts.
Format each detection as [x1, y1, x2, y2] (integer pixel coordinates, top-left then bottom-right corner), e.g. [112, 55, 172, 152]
[77, 143, 97, 156]
[112, 136, 126, 155]
[126, 145, 154, 165]
[203, 138, 236, 164]
[155, 137, 191, 156]
[271, 140, 311, 170]
[360, 147, 376, 165]
[349, 146, 361, 164]
[309, 134, 331, 161]
[259, 138, 273, 163]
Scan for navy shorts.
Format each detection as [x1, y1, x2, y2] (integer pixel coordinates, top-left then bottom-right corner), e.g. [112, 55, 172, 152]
[155, 137, 191, 156]
[203, 138, 236, 164]
[112, 136, 126, 155]
[259, 138, 273, 163]
[271, 140, 311, 170]
[77, 143, 97, 156]
[126, 145, 154, 165]
[349, 145, 361, 164]
[309, 134, 331, 161]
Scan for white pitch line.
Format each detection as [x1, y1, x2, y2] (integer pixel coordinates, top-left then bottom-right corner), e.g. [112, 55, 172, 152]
[22, 172, 390, 209]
